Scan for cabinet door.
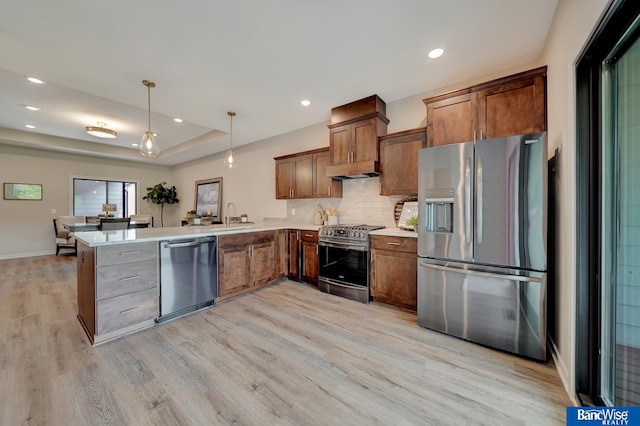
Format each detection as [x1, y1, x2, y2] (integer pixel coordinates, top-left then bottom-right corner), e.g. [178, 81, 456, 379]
[351, 118, 377, 162]
[249, 242, 275, 287]
[426, 92, 477, 147]
[371, 249, 417, 311]
[275, 158, 293, 199]
[288, 230, 300, 280]
[292, 154, 313, 198]
[313, 151, 342, 198]
[274, 230, 288, 279]
[218, 246, 250, 297]
[477, 74, 546, 139]
[330, 124, 351, 165]
[379, 130, 426, 195]
[301, 240, 318, 284]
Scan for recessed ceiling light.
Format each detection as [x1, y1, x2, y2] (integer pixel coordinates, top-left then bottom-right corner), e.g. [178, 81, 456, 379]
[174, 118, 183, 123]
[27, 77, 45, 84]
[428, 48, 444, 59]
[25, 124, 36, 129]
[25, 105, 40, 111]
[301, 100, 311, 107]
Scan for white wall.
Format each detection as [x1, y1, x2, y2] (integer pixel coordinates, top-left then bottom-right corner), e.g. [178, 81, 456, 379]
[0, 144, 171, 259]
[540, 0, 612, 400]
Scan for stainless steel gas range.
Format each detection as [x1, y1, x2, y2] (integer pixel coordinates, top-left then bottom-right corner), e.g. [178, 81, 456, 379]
[317, 224, 384, 303]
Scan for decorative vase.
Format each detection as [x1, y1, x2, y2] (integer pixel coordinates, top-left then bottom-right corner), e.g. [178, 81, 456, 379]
[193, 218, 201, 225]
[241, 216, 248, 223]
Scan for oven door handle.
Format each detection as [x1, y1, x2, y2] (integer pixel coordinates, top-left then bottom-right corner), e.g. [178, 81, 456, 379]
[319, 277, 365, 289]
[318, 241, 368, 252]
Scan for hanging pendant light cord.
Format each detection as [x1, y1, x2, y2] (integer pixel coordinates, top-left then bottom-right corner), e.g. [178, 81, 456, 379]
[147, 85, 151, 135]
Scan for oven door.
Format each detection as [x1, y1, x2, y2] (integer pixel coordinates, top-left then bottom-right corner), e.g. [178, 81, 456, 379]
[317, 240, 370, 303]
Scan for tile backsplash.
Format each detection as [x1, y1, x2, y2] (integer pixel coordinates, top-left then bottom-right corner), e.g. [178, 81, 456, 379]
[286, 177, 407, 227]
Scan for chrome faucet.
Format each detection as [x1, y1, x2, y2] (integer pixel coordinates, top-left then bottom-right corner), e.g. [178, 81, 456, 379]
[226, 202, 236, 227]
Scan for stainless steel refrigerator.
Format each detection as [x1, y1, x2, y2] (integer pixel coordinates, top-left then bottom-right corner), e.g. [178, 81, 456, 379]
[417, 132, 547, 360]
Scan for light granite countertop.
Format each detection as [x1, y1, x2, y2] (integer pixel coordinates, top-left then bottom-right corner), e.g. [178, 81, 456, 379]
[74, 222, 322, 247]
[370, 228, 418, 238]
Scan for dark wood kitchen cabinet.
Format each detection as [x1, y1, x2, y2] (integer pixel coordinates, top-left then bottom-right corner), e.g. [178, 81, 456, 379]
[275, 148, 342, 199]
[370, 235, 417, 311]
[379, 127, 427, 195]
[275, 153, 313, 199]
[424, 67, 546, 147]
[300, 231, 318, 284]
[326, 95, 389, 177]
[288, 229, 318, 285]
[218, 231, 276, 299]
[274, 229, 288, 279]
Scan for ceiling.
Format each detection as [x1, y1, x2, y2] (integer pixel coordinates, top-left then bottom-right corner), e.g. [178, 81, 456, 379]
[0, 0, 559, 166]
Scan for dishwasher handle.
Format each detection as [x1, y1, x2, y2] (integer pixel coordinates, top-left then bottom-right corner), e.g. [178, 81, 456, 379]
[163, 236, 217, 249]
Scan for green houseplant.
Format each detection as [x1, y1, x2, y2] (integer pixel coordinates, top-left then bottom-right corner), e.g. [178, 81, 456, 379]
[143, 182, 179, 227]
[405, 215, 419, 231]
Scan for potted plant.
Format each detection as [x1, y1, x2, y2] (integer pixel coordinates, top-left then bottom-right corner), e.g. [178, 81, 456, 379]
[406, 216, 419, 232]
[240, 213, 248, 223]
[143, 182, 179, 227]
[192, 214, 201, 225]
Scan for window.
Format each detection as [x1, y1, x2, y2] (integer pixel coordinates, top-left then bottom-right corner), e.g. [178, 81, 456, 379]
[73, 178, 137, 218]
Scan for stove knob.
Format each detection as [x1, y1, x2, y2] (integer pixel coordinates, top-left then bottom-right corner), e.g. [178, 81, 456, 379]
[350, 232, 355, 238]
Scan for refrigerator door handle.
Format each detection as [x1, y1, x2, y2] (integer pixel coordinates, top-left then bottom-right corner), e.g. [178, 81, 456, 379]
[418, 261, 542, 283]
[464, 156, 472, 244]
[476, 155, 483, 244]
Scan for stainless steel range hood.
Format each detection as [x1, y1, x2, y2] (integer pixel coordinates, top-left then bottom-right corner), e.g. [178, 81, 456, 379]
[326, 160, 380, 179]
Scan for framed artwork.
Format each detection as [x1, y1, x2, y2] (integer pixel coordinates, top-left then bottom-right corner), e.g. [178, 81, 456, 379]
[194, 177, 223, 223]
[3, 182, 43, 200]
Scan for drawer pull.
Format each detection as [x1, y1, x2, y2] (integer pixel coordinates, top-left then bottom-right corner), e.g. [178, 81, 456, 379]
[119, 275, 140, 282]
[386, 242, 401, 246]
[119, 251, 140, 255]
[304, 234, 315, 238]
[120, 306, 141, 315]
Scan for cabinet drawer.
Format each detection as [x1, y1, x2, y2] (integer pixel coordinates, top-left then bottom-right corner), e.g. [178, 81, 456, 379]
[300, 230, 318, 242]
[96, 288, 158, 335]
[371, 235, 417, 253]
[96, 242, 157, 266]
[96, 259, 157, 300]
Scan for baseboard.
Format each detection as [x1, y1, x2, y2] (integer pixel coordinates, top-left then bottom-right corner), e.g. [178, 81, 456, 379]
[0, 250, 56, 260]
[549, 335, 579, 406]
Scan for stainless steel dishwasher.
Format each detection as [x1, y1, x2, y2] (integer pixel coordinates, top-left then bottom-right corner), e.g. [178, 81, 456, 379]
[158, 236, 217, 322]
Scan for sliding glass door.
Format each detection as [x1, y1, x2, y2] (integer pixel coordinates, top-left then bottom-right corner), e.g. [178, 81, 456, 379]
[601, 30, 640, 406]
[576, 0, 640, 406]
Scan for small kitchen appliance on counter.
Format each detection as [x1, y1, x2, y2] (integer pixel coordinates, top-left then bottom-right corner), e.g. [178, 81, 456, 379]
[318, 224, 384, 303]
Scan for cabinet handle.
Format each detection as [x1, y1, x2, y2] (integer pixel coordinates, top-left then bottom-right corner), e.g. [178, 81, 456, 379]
[119, 275, 140, 282]
[386, 242, 401, 246]
[316, 244, 318, 255]
[473, 131, 476, 142]
[119, 251, 140, 256]
[480, 130, 483, 140]
[328, 186, 331, 197]
[304, 234, 314, 238]
[120, 306, 140, 315]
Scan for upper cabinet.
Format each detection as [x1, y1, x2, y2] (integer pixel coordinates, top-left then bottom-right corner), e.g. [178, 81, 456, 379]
[275, 148, 342, 200]
[424, 67, 547, 147]
[379, 127, 427, 195]
[326, 95, 389, 178]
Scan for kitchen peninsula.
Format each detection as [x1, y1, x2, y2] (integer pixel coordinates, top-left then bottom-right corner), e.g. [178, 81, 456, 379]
[75, 223, 319, 344]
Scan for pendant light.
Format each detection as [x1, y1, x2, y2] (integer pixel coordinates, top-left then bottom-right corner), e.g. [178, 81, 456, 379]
[140, 80, 159, 158]
[224, 111, 236, 168]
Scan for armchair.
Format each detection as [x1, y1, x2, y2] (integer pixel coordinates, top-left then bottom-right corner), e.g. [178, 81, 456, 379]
[53, 215, 85, 255]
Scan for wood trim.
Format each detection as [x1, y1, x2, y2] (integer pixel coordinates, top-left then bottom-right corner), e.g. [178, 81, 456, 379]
[325, 160, 380, 178]
[327, 112, 389, 129]
[379, 127, 427, 142]
[274, 147, 329, 161]
[330, 94, 387, 124]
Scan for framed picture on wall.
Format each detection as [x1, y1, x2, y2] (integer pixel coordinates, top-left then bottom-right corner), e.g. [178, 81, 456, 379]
[194, 177, 223, 223]
[3, 182, 43, 200]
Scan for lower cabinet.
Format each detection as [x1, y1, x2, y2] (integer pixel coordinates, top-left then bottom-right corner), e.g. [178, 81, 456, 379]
[288, 229, 318, 285]
[274, 229, 288, 279]
[370, 235, 417, 311]
[77, 241, 159, 345]
[218, 231, 276, 299]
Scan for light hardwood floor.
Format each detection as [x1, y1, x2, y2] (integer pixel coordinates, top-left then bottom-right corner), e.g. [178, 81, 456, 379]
[0, 255, 571, 425]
